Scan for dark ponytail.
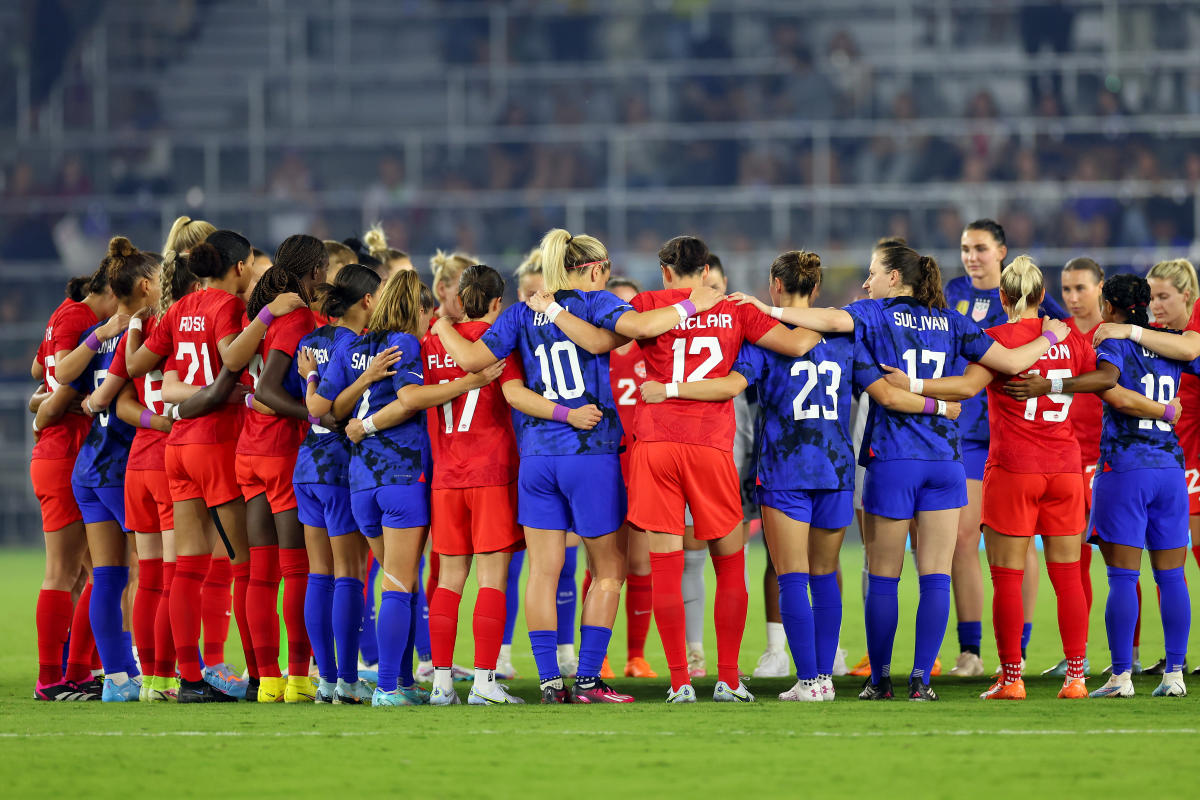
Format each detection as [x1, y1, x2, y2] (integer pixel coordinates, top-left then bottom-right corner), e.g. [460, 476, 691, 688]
[770, 250, 822, 298]
[458, 264, 505, 319]
[188, 230, 251, 280]
[85, 261, 111, 296]
[658, 235, 711, 277]
[65, 275, 91, 302]
[247, 234, 327, 319]
[314, 264, 380, 319]
[1102, 273, 1151, 327]
[877, 245, 947, 309]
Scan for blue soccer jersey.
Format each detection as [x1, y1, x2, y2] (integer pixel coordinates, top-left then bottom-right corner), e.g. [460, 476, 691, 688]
[294, 324, 354, 486]
[481, 289, 630, 456]
[945, 275, 1068, 444]
[70, 322, 135, 488]
[1096, 337, 1196, 472]
[317, 329, 430, 491]
[846, 296, 993, 464]
[732, 330, 882, 492]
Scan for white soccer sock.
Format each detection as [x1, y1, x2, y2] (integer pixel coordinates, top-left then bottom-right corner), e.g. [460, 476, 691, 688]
[108, 671, 129, 686]
[433, 667, 454, 692]
[557, 643, 575, 660]
[765, 621, 786, 651]
[498, 643, 512, 660]
[473, 668, 494, 688]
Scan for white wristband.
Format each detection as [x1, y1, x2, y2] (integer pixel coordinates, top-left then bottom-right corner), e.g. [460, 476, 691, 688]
[544, 302, 564, 323]
[1129, 325, 1143, 343]
[129, 316, 143, 332]
[665, 382, 680, 399]
[85, 397, 97, 415]
[1050, 377, 1064, 395]
[32, 419, 41, 434]
[936, 399, 948, 417]
[167, 404, 181, 421]
[362, 415, 378, 436]
[910, 377, 924, 395]
[673, 303, 690, 323]
[770, 306, 784, 320]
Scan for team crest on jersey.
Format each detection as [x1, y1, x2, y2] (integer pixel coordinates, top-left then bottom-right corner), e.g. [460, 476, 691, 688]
[971, 297, 990, 321]
[634, 361, 646, 379]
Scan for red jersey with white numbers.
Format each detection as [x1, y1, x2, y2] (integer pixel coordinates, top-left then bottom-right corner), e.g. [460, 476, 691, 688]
[108, 315, 168, 470]
[32, 299, 99, 460]
[608, 341, 646, 447]
[630, 290, 778, 451]
[421, 320, 523, 489]
[1065, 317, 1103, 466]
[1170, 300, 1200, 467]
[237, 308, 316, 456]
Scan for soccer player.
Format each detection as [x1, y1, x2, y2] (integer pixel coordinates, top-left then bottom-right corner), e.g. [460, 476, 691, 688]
[752, 243, 1069, 700]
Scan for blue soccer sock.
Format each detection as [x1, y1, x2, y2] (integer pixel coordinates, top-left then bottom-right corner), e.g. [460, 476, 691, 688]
[121, 630, 137, 676]
[865, 574, 900, 683]
[556, 546, 578, 645]
[415, 557, 432, 663]
[809, 571, 842, 676]
[778, 572, 816, 680]
[333, 577, 364, 683]
[956, 620, 982, 656]
[912, 573, 951, 682]
[90, 566, 134, 679]
[504, 551, 524, 646]
[1153, 566, 1191, 673]
[400, 591, 419, 687]
[305, 573, 336, 682]
[529, 629, 560, 683]
[375, 590, 412, 693]
[1105, 566, 1140, 675]
[576, 625, 613, 683]
[1021, 621, 1033, 656]
[360, 558, 379, 665]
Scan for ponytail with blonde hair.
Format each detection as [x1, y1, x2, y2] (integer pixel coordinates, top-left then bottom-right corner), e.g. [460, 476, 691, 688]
[430, 250, 476, 293]
[539, 228, 610, 292]
[1147, 258, 1199, 308]
[368, 269, 436, 336]
[999, 255, 1045, 320]
[363, 224, 409, 267]
[160, 216, 215, 313]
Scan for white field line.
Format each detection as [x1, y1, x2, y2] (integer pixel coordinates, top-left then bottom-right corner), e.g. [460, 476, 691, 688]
[0, 728, 1195, 739]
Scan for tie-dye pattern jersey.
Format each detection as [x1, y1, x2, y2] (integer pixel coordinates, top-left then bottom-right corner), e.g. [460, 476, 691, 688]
[70, 321, 135, 488]
[293, 324, 354, 486]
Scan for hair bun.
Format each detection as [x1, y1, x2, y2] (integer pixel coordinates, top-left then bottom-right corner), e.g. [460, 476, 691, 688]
[107, 236, 136, 259]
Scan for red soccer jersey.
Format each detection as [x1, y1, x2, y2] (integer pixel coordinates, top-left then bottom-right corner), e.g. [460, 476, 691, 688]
[1170, 300, 1200, 466]
[237, 308, 316, 456]
[983, 317, 1090, 474]
[608, 340, 646, 446]
[32, 299, 99, 460]
[630, 290, 778, 451]
[108, 315, 168, 471]
[421, 320, 522, 489]
[145, 288, 245, 445]
[1064, 317, 1103, 466]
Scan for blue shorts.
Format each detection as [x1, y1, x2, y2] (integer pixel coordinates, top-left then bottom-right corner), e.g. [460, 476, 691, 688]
[351, 482, 430, 539]
[72, 483, 127, 529]
[296, 483, 358, 538]
[757, 487, 853, 530]
[1090, 468, 1188, 551]
[518, 454, 625, 538]
[863, 459, 967, 520]
[962, 440, 988, 481]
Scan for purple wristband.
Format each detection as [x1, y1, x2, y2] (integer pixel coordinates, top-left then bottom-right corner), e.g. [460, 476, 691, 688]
[139, 409, 153, 428]
[255, 306, 275, 327]
[245, 392, 254, 409]
[85, 331, 102, 350]
[1163, 403, 1177, 422]
[679, 299, 697, 316]
[307, 414, 320, 425]
[552, 404, 571, 423]
[1041, 329, 1059, 347]
[922, 396, 936, 415]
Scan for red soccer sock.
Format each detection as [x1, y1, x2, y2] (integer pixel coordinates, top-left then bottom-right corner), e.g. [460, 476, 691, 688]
[427, 552, 440, 599]
[712, 549, 748, 690]
[581, 569, 593, 604]
[231, 560, 256, 678]
[132, 558, 163, 680]
[429, 587, 461, 668]
[625, 572, 653, 659]
[473, 587, 506, 671]
[990, 565, 1024, 678]
[1133, 578, 1142, 647]
[64, 582, 95, 684]
[36, 589, 74, 685]
[1079, 543, 1093, 615]
[248, 545, 282, 678]
[154, 562, 176, 678]
[201, 555, 232, 665]
[170, 554, 210, 683]
[279, 548, 311, 678]
[1047, 560, 1088, 664]
[650, 551, 688, 691]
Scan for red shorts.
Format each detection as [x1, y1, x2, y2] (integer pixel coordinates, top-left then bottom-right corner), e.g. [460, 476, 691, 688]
[165, 442, 240, 508]
[124, 468, 174, 533]
[235, 452, 298, 513]
[1185, 457, 1200, 517]
[980, 465, 1084, 537]
[627, 440, 742, 540]
[30, 457, 82, 532]
[431, 482, 524, 556]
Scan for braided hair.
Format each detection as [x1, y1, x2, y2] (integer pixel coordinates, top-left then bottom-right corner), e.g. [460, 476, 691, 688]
[246, 234, 327, 319]
[1102, 273, 1151, 327]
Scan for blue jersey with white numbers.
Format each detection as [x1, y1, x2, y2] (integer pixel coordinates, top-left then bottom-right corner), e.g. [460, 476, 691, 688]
[732, 329, 882, 492]
[1096, 336, 1196, 472]
[481, 289, 631, 456]
[317, 329, 429, 492]
[70, 321, 135, 488]
[945, 275, 1068, 444]
[846, 296, 993, 464]
[294, 324, 354, 486]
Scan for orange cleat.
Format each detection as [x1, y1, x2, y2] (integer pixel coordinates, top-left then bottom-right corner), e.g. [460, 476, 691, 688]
[931, 657, 942, 677]
[849, 653, 872, 677]
[624, 656, 659, 678]
[600, 656, 615, 680]
[1057, 677, 1088, 699]
[979, 678, 1026, 700]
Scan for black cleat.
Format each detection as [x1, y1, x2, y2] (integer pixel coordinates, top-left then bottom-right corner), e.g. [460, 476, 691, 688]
[908, 678, 939, 702]
[34, 680, 99, 701]
[858, 676, 893, 700]
[76, 677, 104, 696]
[1143, 658, 1167, 676]
[177, 678, 239, 703]
[540, 682, 572, 704]
[243, 677, 260, 702]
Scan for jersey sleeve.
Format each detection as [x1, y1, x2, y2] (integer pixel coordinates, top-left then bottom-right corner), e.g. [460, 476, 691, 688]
[480, 305, 520, 359]
[731, 342, 767, 387]
[851, 336, 885, 390]
[108, 331, 131, 380]
[316, 338, 352, 401]
[267, 310, 314, 358]
[630, 292, 652, 313]
[52, 306, 95, 355]
[212, 295, 246, 343]
[954, 314, 993, 362]
[739, 303, 781, 344]
[587, 290, 635, 332]
[144, 307, 174, 356]
[1095, 340, 1123, 372]
[499, 353, 524, 384]
[392, 336, 425, 391]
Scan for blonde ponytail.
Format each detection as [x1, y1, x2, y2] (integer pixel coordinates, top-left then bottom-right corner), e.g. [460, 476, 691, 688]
[537, 228, 609, 292]
[1000, 254, 1045, 320]
[1147, 258, 1199, 308]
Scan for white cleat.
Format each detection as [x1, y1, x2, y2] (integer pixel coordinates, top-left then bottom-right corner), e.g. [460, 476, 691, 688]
[495, 653, 518, 680]
[778, 679, 823, 702]
[819, 675, 836, 701]
[415, 661, 435, 683]
[1090, 671, 1135, 698]
[1153, 671, 1187, 697]
[468, 682, 525, 705]
[665, 684, 697, 703]
[949, 652, 985, 677]
[752, 648, 790, 678]
[713, 680, 755, 703]
[832, 648, 850, 677]
[429, 685, 461, 705]
[557, 650, 578, 679]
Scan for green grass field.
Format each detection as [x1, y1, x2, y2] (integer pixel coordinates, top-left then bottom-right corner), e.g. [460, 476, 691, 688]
[2, 544, 1198, 798]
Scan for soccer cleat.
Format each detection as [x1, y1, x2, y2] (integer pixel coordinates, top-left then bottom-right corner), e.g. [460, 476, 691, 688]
[334, 678, 373, 705]
[77, 676, 104, 696]
[469, 683, 525, 705]
[177, 678, 238, 703]
[819, 675, 836, 701]
[257, 676, 287, 703]
[908, 678, 938, 702]
[494, 654, 518, 681]
[832, 648, 850, 677]
[665, 684, 697, 703]
[1152, 672, 1187, 697]
[600, 657, 616, 680]
[752, 648, 790, 678]
[101, 676, 142, 702]
[857, 676, 894, 700]
[284, 675, 316, 703]
[931, 658, 942, 677]
[687, 647, 707, 679]
[451, 664, 473, 682]
[415, 661, 435, 683]
[243, 677, 259, 701]
[357, 661, 379, 683]
[949, 652, 985, 677]
[540, 684, 572, 704]
[1190, 664, 1200, 676]
[1042, 658, 1068, 677]
[430, 685, 461, 705]
[398, 684, 431, 705]
[848, 653, 872, 677]
[778, 679, 823, 702]
[572, 680, 635, 704]
[203, 663, 249, 699]
[558, 653, 578, 679]
[315, 679, 336, 704]
[1142, 657, 1167, 676]
[1089, 672, 1135, 698]
[140, 680, 150, 702]
[624, 656, 658, 678]
[372, 687, 417, 707]
[713, 680, 755, 703]
[146, 676, 178, 702]
[980, 678, 1026, 700]
[1058, 678, 1088, 699]
[34, 680, 99, 702]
